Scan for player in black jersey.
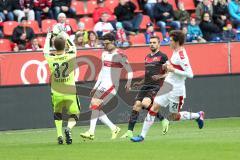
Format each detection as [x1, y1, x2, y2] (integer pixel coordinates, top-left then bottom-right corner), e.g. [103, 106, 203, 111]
[121, 36, 169, 139]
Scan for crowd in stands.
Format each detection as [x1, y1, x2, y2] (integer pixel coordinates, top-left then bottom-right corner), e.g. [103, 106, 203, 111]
[0, 0, 240, 52]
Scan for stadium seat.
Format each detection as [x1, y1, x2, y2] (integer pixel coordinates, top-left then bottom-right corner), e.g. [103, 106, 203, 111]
[179, 0, 196, 10]
[66, 18, 78, 32]
[71, 1, 85, 15]
[26, 20, 41, 34]
[105, 0, 119, 12]
[140, 15, 151, 30]
[168, 0, 178, 10]
[79, 17, 94, 30]
[129, 33, 146, 45]
[86, 0, 98, 15]
[41, 19, 57, 34]
[36, 36, 46, 48]
[0, 39, 12, 52]
[3, 21, 19, 36]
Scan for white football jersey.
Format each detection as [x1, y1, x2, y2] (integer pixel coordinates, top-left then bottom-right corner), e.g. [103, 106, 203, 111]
[165, 47, 193, 97]
[93, 49, 133, 89]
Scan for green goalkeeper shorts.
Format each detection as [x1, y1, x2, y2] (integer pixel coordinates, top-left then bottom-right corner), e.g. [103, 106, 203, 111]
[51, 94, 80, 115]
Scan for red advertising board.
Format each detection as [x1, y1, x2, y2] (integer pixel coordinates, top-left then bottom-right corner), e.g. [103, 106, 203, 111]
[0, 43, 236, 86]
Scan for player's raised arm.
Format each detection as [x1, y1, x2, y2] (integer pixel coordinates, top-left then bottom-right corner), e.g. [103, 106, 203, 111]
[58, 31, 77, 55]
[43, 31, 52, 55]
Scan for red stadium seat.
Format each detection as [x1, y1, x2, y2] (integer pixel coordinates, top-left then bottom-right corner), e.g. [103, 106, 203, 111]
[105, 0, 119, 12]
[36, 36, 46, 48]
[129, 33, 146, 45]
[168, 0, 177, 10]
[140, 15, 151, 30]
[71, 1, 85, 15]
[41, 19, 57, 34]
[0, 39, 12, 52]
[3, 21, 19, 36]
[179, 0, 196, 10]
[86, 0, 98, 14]
[66, 18, 78, 32]
[79, 17, 94, 30]
[26, 20, 41, 34]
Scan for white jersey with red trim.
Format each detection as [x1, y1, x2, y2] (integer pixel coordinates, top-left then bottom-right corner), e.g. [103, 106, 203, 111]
[93, 49, 133, 89]
[165, 47, 193, 97]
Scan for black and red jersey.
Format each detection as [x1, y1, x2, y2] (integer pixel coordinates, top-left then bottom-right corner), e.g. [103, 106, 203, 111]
[144, 51, 168, 85]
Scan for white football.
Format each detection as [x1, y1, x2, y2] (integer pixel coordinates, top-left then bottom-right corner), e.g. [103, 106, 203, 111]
[52, 23, 64, 36]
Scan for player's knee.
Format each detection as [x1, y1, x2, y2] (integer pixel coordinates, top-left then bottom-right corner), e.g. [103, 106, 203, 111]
[90, 98, 102, 110]
[69, 114, 79, 121]
[142, 99, 151, 109]
[168, 113, 180, 121]
[54, 113, 63, 120]
[151, 103, 160, 112]
[133, 101, 142, 111]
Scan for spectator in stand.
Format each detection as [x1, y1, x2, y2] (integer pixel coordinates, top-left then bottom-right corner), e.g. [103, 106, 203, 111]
[154, 0, 181, 42]
[85, 31, 102, 48]
[228, 0, 240, 29]
[222, 21, 237, 41]
[144, 22, 156, 44]
[174, 1, 190, 26]
[56, 12, 73, 36]
[33, 0, 54, 27]
[144, 0, 157, 21]
[187, 16, 206, 43]
[114, 0, 143, 34]
[213, 0, 229, 30]
[0, 0, 14, 21]
[12, 0, 35, 22]
[196, 0, 213, 24]
[52, 0, 76, 19]
[26, 37, 42, 51]
[116, 22, 129, 47]
[74, 22, 88, 44]
[182, 25, 192, 43]
[12, 17, 35, 50]
[200, 12, 222, 41]
[74, 32, 86, 49]
[94, 12, 115, 38]
[0, 17, 3, 38]
[93, 0, 116, 27]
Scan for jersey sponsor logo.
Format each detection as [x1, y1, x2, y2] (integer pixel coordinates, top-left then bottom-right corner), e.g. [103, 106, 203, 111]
[103, 61, 123, 68]
[20, 57, 96, 84]
[145, 56, 162, 63]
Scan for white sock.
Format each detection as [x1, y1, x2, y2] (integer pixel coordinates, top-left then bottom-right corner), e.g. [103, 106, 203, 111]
[67, 118, 76, 130]
[141, 113, 156, 138]
[179, 111, 200, 120]
[98, 110, 116, 131]
[89, 110, 100, 135]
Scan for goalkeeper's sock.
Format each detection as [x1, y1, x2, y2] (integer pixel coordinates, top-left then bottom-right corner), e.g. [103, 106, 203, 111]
[141, 111, 156, 138]
[99, 110, 116, 131]
[67, 118, 76, 130]
[89, 110, 100, 135]
[55, 120, 63, 137]
[128, 110, 139, 131]
[178, 111, 200, 121]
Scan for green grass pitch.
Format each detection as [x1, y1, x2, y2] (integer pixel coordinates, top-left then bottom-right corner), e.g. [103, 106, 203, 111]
[0, 117, 239, 160]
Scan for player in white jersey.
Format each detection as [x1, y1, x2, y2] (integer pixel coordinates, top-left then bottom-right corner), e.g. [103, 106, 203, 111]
[131, 30, 205, 142]
[80, 33, 133, 140]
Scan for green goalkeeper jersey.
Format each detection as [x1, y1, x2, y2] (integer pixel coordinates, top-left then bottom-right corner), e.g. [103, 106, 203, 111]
[44, 32, 77, 96]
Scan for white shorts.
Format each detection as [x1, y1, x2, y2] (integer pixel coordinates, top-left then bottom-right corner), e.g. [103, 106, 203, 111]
[93, 83, 117, 106]
[154, 83, 184, 113]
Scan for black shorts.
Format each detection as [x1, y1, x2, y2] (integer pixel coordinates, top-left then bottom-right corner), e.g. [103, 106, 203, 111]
[135, 85, 160, 102]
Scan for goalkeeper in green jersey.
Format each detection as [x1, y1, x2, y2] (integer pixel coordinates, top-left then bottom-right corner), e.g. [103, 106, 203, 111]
[43, 30, 80, 145]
